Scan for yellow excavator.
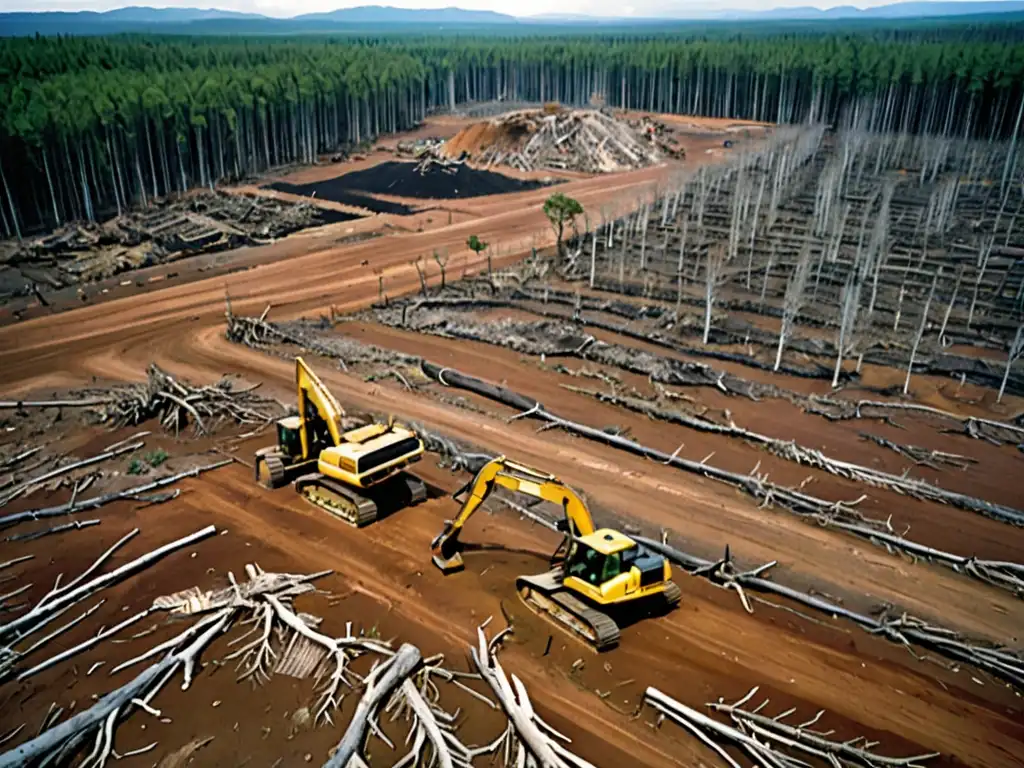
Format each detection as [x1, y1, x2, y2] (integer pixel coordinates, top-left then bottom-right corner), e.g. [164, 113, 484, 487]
[431, 456, 681, 650]
[254, 357, 427, 526]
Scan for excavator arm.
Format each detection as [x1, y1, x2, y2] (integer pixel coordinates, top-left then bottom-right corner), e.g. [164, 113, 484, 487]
[431, 456, 596, 573]
[295, 356, 346, 459]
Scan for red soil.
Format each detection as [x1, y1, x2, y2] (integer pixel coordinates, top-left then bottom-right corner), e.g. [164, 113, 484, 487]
[0, 115, 1021, 768]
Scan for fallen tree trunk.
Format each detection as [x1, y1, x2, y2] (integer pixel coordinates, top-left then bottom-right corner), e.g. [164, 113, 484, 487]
[421, 361, 1024, 594]
[0, 614, 231, 768]
[323, 643, 423, 768]
[0, 460, 230, 530]
[562, 384, 1024, 526]
[0, 398, 113, 409]
[636, 536, 1024, 688]
[646, 686, 940, 768]
[0, 441, 144, 507]
[0, 525, 216, 642]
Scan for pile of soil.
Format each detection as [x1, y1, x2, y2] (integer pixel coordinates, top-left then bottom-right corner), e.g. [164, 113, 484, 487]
[442, 121, 505, 158]
[265, 181, 417, 215]
[276, 161, 553, 202]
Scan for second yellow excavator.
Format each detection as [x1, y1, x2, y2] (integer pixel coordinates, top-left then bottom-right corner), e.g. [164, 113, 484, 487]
[431, 456, 681, 650]
[254, 357, 427, 526]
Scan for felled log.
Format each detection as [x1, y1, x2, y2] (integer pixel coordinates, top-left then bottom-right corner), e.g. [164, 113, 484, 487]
[637, 536, 1024, 688]
[0, 460, 230, 530]
[323, 643, 423, 768]
[420, 361, 1024, 591]
[562, 384, 1024, 526]
[646, 687, 939, 768]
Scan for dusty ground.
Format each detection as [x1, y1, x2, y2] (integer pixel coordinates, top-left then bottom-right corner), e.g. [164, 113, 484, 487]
[0, 112, 1021, 768]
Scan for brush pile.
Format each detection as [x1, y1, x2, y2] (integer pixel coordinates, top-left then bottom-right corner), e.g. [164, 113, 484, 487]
[442, 108, 682, 173]
[85, 364, 284, 435]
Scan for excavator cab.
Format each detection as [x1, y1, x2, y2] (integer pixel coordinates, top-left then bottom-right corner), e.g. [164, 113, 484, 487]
[275, 416, 303, 460]
[566, 538, 631, 586]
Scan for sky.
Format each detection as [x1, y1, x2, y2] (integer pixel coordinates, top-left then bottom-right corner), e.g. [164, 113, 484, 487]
[0, 0, 996, 17]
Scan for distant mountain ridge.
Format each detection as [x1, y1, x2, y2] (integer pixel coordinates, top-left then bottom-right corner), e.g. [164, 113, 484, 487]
[2, 1, 1023, 36]
[295, 5, 515, 23]
[721, 1, 1024, 17]
[530, 1, 1024, 21]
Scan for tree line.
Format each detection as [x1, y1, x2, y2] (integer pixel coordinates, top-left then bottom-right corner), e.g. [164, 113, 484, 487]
[2, 29, 1023, 238]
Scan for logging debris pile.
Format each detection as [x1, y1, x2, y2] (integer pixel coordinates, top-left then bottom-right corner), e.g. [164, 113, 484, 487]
[440, 108, 684, 173]
[0, 192, 347, 303]
[1, 364, 284, 436]
[395, 136, 445, 158]
[91, 364, 284, 435]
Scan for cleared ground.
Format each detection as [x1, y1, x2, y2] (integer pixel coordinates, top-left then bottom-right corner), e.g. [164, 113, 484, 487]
[0, 114, 1020, 768]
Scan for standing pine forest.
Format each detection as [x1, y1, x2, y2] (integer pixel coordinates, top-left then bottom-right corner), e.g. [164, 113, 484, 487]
[1, 23, 1024, 236]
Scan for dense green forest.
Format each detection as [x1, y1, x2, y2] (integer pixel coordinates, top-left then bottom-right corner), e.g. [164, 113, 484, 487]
[1, 25, 1023, 237]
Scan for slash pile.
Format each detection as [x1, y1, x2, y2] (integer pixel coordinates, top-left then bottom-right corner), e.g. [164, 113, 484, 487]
[442, 108, 681, 173]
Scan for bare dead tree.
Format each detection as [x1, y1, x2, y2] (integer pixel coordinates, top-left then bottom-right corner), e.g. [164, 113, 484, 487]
[676, 218, 689, 310]
[774, 244, 814, 372]
[937, 264, 964, 343]
[998, 324, 1024, 404]
[904, 274, 938, 395]
[433, 249, 450, 291]
[703, 245, 727, 345]
[967, 236, 995, 329]
[832, 274, 862, 388]
[413, 258, 428, 297]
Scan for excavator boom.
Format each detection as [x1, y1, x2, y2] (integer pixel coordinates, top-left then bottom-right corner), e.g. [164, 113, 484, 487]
[431, 456, 596, 572]
[295, 356, 346, 458]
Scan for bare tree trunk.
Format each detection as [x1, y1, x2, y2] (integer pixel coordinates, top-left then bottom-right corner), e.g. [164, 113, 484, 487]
[703, 246, 724, 345]
[938, 264, 964, 343]
[904, 275, 938, 395]
[998, 325, 1024, 404]
[967, 237, 994, 329]
[413, 259, 428, 296]
[589, 229, 597, 289]
[833, 278, 859, 388]
[775, 245, 813, 372]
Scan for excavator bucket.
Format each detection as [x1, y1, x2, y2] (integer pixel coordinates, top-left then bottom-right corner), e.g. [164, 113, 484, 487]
[430, 526, 465, 573]
[431, 551, 465, 574]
